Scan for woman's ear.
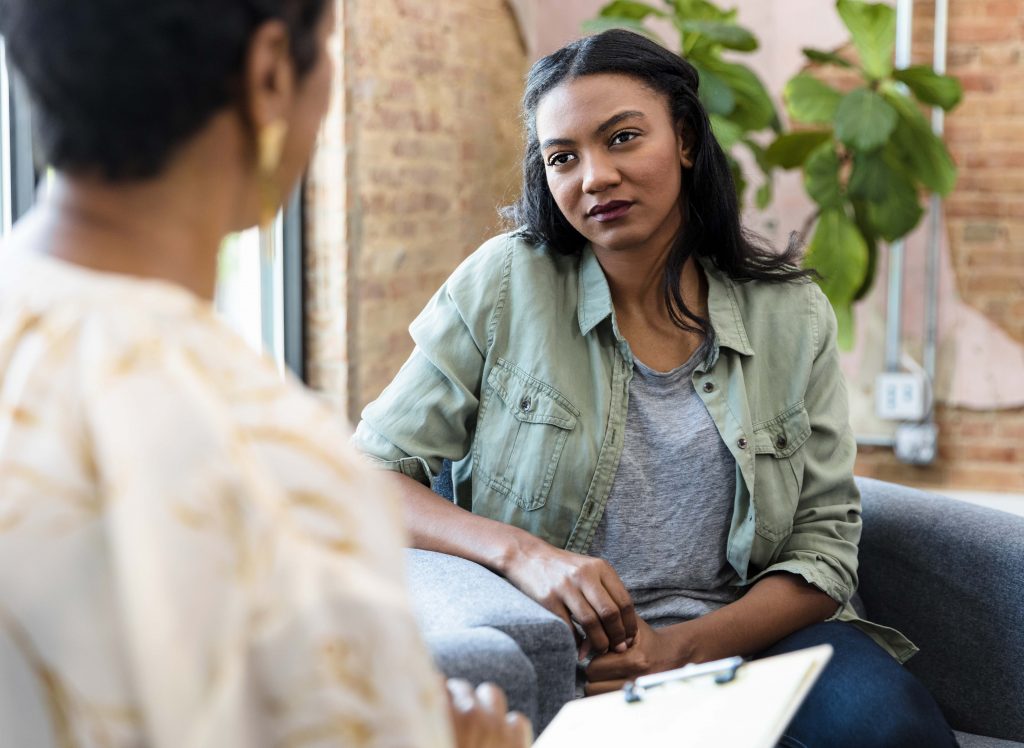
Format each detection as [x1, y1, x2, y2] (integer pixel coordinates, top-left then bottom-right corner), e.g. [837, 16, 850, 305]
[241, 19, 296, 136]
[678, 126, 695, 169]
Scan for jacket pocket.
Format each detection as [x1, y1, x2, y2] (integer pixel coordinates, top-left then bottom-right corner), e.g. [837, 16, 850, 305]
[473, 358, 579, 511]
[752, 404, 811, 542]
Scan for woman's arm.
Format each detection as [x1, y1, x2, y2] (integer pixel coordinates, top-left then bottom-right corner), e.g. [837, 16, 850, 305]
[584, 573, 836, 694]
[390, 472, 638, 656]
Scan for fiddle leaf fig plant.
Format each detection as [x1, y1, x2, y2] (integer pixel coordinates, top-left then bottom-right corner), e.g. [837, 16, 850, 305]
[765, 0, 962, 347]
[584, 0, 780, 208]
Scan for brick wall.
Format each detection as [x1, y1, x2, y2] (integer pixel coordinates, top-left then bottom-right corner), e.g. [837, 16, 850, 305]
[305, 0, 526, 421]
[855, 0, 1024, 493]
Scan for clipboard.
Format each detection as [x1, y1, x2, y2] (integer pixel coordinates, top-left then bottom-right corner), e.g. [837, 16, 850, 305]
[534, 644, 833, 748]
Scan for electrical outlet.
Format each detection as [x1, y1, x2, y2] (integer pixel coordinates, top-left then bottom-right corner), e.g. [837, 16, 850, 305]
[894, 423, 938, 465]
[875, 372, 928, 421]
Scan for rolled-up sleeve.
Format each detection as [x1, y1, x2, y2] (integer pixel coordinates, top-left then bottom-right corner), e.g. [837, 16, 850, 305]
[756, 287, 861, 605]
[353, 235, 510, 486]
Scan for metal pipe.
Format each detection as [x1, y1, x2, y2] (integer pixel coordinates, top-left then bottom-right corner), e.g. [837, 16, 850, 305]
[885, 0, 914, 373]
[923, 0, 949, 390]
[1, 40, 13, 235]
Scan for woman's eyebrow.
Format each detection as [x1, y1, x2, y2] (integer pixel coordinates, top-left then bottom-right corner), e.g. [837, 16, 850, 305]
[595, 110, 646, 135]
[541, 110, 647, 151]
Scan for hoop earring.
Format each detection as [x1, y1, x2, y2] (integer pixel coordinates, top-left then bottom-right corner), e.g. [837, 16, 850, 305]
[258, 120, 288, 228]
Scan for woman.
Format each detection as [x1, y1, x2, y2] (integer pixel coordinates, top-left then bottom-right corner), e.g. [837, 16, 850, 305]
[0, 1, 528, 746]
[355, 29, 955, 746]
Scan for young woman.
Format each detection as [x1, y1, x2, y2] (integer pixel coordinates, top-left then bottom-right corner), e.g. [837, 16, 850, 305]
[355, 29, 955, 746]
[0, 1, 528, 746]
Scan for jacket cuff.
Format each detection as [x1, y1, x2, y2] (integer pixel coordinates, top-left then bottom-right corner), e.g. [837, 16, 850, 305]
[747, 555, 853, 606]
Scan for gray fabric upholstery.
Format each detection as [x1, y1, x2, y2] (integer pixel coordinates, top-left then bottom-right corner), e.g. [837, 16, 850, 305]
[405, 548, 576, 731]
[422, 627, 538, 727]
[956, 732, 1024, 748]
[857, 477, 1024, 744]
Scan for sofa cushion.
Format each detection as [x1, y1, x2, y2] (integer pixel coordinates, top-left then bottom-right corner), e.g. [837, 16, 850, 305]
[405, 548, 577, 730]
[857, 477, 1024, 742]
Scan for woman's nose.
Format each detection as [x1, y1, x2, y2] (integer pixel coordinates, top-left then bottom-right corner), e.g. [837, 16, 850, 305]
[581, 153, 621, 194]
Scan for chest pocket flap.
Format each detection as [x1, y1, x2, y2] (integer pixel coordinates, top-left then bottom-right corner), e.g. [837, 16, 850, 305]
[753, 404, 811, 457]
[488, 360, 579, 430]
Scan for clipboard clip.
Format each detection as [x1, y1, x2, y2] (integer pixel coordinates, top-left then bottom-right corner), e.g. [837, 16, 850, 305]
[623, 656, 744, 703]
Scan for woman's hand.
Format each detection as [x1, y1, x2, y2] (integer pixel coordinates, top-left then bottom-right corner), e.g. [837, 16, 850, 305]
[583, 618, 693, 696]
[503, 538, 637, 657]
[447, 679, 532, 748]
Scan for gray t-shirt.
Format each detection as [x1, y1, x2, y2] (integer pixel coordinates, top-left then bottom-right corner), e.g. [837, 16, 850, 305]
[589, 346, 742, 629]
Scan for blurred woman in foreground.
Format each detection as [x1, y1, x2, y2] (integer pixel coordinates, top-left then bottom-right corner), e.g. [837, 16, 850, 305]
[0, 1, 527, 745]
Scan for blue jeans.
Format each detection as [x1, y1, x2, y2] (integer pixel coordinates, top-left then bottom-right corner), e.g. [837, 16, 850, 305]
[756, 621, 957, 748]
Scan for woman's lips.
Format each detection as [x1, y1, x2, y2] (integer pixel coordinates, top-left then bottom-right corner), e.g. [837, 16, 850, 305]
[588, 201, 632, 222]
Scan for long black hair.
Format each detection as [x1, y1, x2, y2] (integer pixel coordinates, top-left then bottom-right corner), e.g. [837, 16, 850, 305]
[503, 29, 810, 337]
[0, 0, 330, 181]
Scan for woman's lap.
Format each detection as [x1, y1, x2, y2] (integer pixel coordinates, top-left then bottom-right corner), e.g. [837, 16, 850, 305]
[755, 621, 957, 748]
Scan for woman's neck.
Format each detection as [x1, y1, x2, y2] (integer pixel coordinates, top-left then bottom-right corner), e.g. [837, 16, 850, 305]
[18, 118, 248, 301]
[594, 239, 707, 326]
[24, 173, 227, 300]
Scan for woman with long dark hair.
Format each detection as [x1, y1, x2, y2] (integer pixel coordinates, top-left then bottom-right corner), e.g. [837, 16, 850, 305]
[0, 1, 528, 745]
[356, 29, 954, 745]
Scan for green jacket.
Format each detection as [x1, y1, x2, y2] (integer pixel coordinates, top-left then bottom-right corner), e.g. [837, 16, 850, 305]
[354, 232, 917, 663]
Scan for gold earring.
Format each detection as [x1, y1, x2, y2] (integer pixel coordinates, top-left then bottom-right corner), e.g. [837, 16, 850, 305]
[258, 120, 288, 227]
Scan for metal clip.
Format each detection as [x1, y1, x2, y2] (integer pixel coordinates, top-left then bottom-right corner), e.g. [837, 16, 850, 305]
[623, 656, 744, 703]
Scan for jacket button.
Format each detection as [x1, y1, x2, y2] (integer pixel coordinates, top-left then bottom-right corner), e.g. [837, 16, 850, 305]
[519, 396, 532, 413]
[775, 434, 788, 449]
[737, 437, 748, 450]
[703, 382, 715, 393]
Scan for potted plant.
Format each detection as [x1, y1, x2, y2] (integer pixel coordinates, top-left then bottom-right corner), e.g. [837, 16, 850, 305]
[764, 0, 961, 346]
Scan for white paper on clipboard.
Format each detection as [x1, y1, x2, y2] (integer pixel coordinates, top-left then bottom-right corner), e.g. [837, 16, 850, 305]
[534, 644, 833, 748]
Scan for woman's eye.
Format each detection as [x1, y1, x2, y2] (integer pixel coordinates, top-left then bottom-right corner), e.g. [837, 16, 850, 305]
[611, 131, 639, 146]
[546, 152, 576, 167]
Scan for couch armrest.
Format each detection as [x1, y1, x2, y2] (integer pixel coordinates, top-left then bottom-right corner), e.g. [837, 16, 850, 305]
[405, 549, 577, 731]
[856, 477, 1024, 741]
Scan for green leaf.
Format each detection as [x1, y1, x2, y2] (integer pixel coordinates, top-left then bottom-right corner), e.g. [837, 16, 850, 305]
[805, 208, 870, 324]
[784, 74, 843, 125]
[675, 19, 758, 51]
[849, 150, 927, 240]
[848, 209, 878, 301]
[865, 184, 923, 241]
[580, 16, 665, 42]
[834, 303, 855, 350]
[802, 47, 855, 68]
[764, 130, 833, 169]
[883, 90, 958, 195]
[804, 143, 843, 209]
[847, 151, 889, 202]
[836, 0, 897, 80]
[710, 114, 744, 149]
[756, 181, 773, 210]
[835, 87, 898, 151]
[701, 59, 777, 131]
[743, 138, 771, 174]
[597, 0, 666, 19]
[893, 66, 963, 111]
[692, 60, 735, 116]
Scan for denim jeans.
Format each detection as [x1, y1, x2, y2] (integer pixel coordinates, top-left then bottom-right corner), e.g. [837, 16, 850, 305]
[757, 621, 958, 748]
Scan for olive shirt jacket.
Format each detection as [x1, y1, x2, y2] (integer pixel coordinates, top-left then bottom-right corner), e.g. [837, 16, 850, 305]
[353, 232, 917, 663]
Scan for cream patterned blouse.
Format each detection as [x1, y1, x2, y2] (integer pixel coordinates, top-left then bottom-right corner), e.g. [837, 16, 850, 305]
[0, 250, 453, 748]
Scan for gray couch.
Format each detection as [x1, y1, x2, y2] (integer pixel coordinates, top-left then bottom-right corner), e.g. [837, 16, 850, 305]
[407, 475, 1024, 746]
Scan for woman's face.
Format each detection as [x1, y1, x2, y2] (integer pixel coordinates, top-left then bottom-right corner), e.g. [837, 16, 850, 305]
[535, 73, 692, 257]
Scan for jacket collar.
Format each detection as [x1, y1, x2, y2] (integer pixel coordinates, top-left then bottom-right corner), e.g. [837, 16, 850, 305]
[576, 245, 755, 358]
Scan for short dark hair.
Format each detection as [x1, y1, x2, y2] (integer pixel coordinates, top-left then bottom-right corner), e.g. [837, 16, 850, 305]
[0, 0, 330, 181]
[503, 29, 808, 337]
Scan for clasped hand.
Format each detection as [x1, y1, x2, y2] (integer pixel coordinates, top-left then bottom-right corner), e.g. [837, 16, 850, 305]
[504, 541, 694, 694]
